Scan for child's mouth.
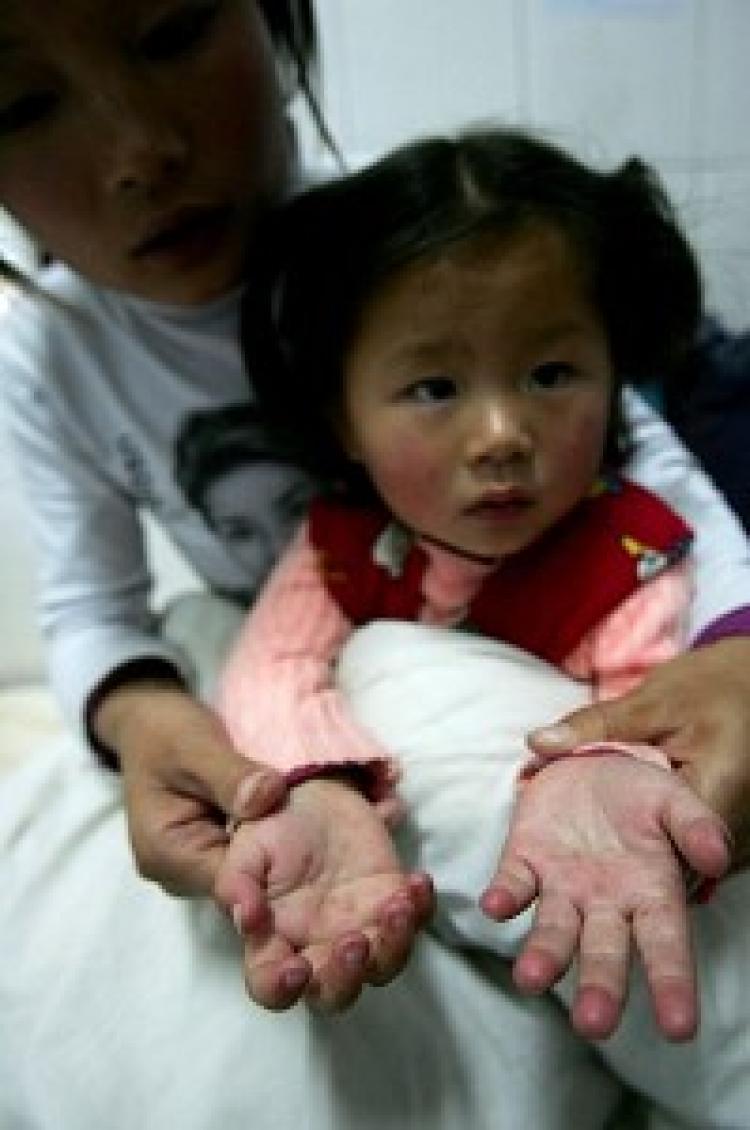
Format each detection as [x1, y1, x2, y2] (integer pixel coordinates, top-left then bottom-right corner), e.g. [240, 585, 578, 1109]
[465, 491, 533, 521]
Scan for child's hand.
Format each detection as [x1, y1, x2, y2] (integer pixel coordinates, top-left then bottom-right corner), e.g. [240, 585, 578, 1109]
[529, 638, 750, 870]
[479, 753, 730, 1042]
[214, 777, 434, 1012]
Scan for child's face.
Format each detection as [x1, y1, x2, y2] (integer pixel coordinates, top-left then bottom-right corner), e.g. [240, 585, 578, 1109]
[0, 0, 288, 303]
[341, 224, 614, 561]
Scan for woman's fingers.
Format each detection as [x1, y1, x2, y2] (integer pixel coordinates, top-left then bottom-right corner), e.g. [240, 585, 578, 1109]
[119, 692, 288, 897]
[528, 682, 675, 757]
[166, 711, 287, 823]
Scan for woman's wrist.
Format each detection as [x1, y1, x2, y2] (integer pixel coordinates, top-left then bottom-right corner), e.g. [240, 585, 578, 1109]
[88, 657, 189, 769]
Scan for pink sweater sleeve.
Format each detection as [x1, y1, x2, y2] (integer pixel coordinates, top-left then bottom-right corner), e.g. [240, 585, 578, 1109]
[215, 521, 398, 801]
[563, 559, 693, 700]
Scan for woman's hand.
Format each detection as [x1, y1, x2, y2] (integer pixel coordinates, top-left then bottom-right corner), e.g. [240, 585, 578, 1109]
[528, 638, 750, 868]
[93, 681, 287, 896]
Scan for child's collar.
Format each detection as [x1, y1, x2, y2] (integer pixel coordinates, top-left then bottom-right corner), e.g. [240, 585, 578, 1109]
[373, 520, 500, 580]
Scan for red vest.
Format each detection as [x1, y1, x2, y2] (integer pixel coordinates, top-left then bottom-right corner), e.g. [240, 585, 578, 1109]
[308, 478, 692, 667]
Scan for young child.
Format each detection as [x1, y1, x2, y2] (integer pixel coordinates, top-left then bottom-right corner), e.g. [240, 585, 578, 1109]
[216, 127, 732, 1041]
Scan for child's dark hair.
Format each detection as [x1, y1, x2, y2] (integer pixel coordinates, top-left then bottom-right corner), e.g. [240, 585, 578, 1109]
[242, 126, 702, 497]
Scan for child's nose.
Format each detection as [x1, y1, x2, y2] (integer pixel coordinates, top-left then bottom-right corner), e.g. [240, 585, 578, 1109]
[465, 398, 532, 467]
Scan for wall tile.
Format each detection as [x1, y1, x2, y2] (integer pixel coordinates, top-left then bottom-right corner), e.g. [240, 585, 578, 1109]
[696, 0, 750, 162]
[525, 0, 701, 164]
[316, 0, 520, 162]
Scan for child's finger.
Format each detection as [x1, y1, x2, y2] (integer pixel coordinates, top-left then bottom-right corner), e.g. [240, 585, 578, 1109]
[307, 896, 419, 1007]
[243, 930, 312, 1011]
[633, 899, 697, 1042]
[512, 892, 582, 993]
[245, 954, 313, 1011]
[213, 835, 271, 931]
[571, 907, 630, 1040]
[663, 790, 732, 879]
[479, 854, 539, 921]
[366, 894, 420, 987]
[304, 933, 371, 1011]
[406, 871, 435, 927]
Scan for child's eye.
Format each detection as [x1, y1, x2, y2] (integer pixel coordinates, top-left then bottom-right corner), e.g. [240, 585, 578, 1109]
[526, 362, 577, 391]
[139, 1, 221, 62]
[404, 376, 458, 404]
[0, 90, 58, 136]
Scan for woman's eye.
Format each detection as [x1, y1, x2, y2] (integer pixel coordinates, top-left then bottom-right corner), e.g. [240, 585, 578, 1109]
[527, 362, 577, 390]
[405, 376, 457, 404]
[140, 2, 220, 62]
[0, 90, 58, 135]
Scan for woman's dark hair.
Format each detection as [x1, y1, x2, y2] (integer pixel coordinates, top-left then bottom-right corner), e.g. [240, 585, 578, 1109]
[256, 0, 338, 157]
[242, 126, 702, 497]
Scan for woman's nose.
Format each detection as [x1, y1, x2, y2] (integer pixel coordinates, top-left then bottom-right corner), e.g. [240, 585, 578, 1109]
[97, 78, 189, 199]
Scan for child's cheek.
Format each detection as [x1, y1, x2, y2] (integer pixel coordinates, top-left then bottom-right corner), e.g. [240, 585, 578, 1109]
[556, 405, 609, 482]
[368, 435, 446, 522]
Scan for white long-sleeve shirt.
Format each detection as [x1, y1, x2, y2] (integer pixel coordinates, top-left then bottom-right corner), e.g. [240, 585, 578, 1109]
[0, 264, 313, 731]
[1, 262, 748, 735]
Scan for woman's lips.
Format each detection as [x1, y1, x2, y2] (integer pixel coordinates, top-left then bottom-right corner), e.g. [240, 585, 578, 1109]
[132, 206, 232, 265]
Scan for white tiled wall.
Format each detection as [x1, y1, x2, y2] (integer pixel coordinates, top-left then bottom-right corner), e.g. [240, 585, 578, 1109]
[310, 0, 750, 329]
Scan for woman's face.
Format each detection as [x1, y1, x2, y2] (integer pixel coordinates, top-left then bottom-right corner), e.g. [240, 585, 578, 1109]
[0, 0, 290, 303]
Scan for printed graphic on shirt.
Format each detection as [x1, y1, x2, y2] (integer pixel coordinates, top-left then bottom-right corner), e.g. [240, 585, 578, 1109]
[116, 433, 158, 505]
[173, 402, 315, 601]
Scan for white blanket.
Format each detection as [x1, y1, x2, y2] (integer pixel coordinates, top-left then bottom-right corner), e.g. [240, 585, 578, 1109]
[4, 614, 747, 1129]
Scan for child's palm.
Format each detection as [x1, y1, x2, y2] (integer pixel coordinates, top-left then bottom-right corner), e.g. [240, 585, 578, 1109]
[481, 753, 729, 1041]
[216, 779, 432, 1011]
